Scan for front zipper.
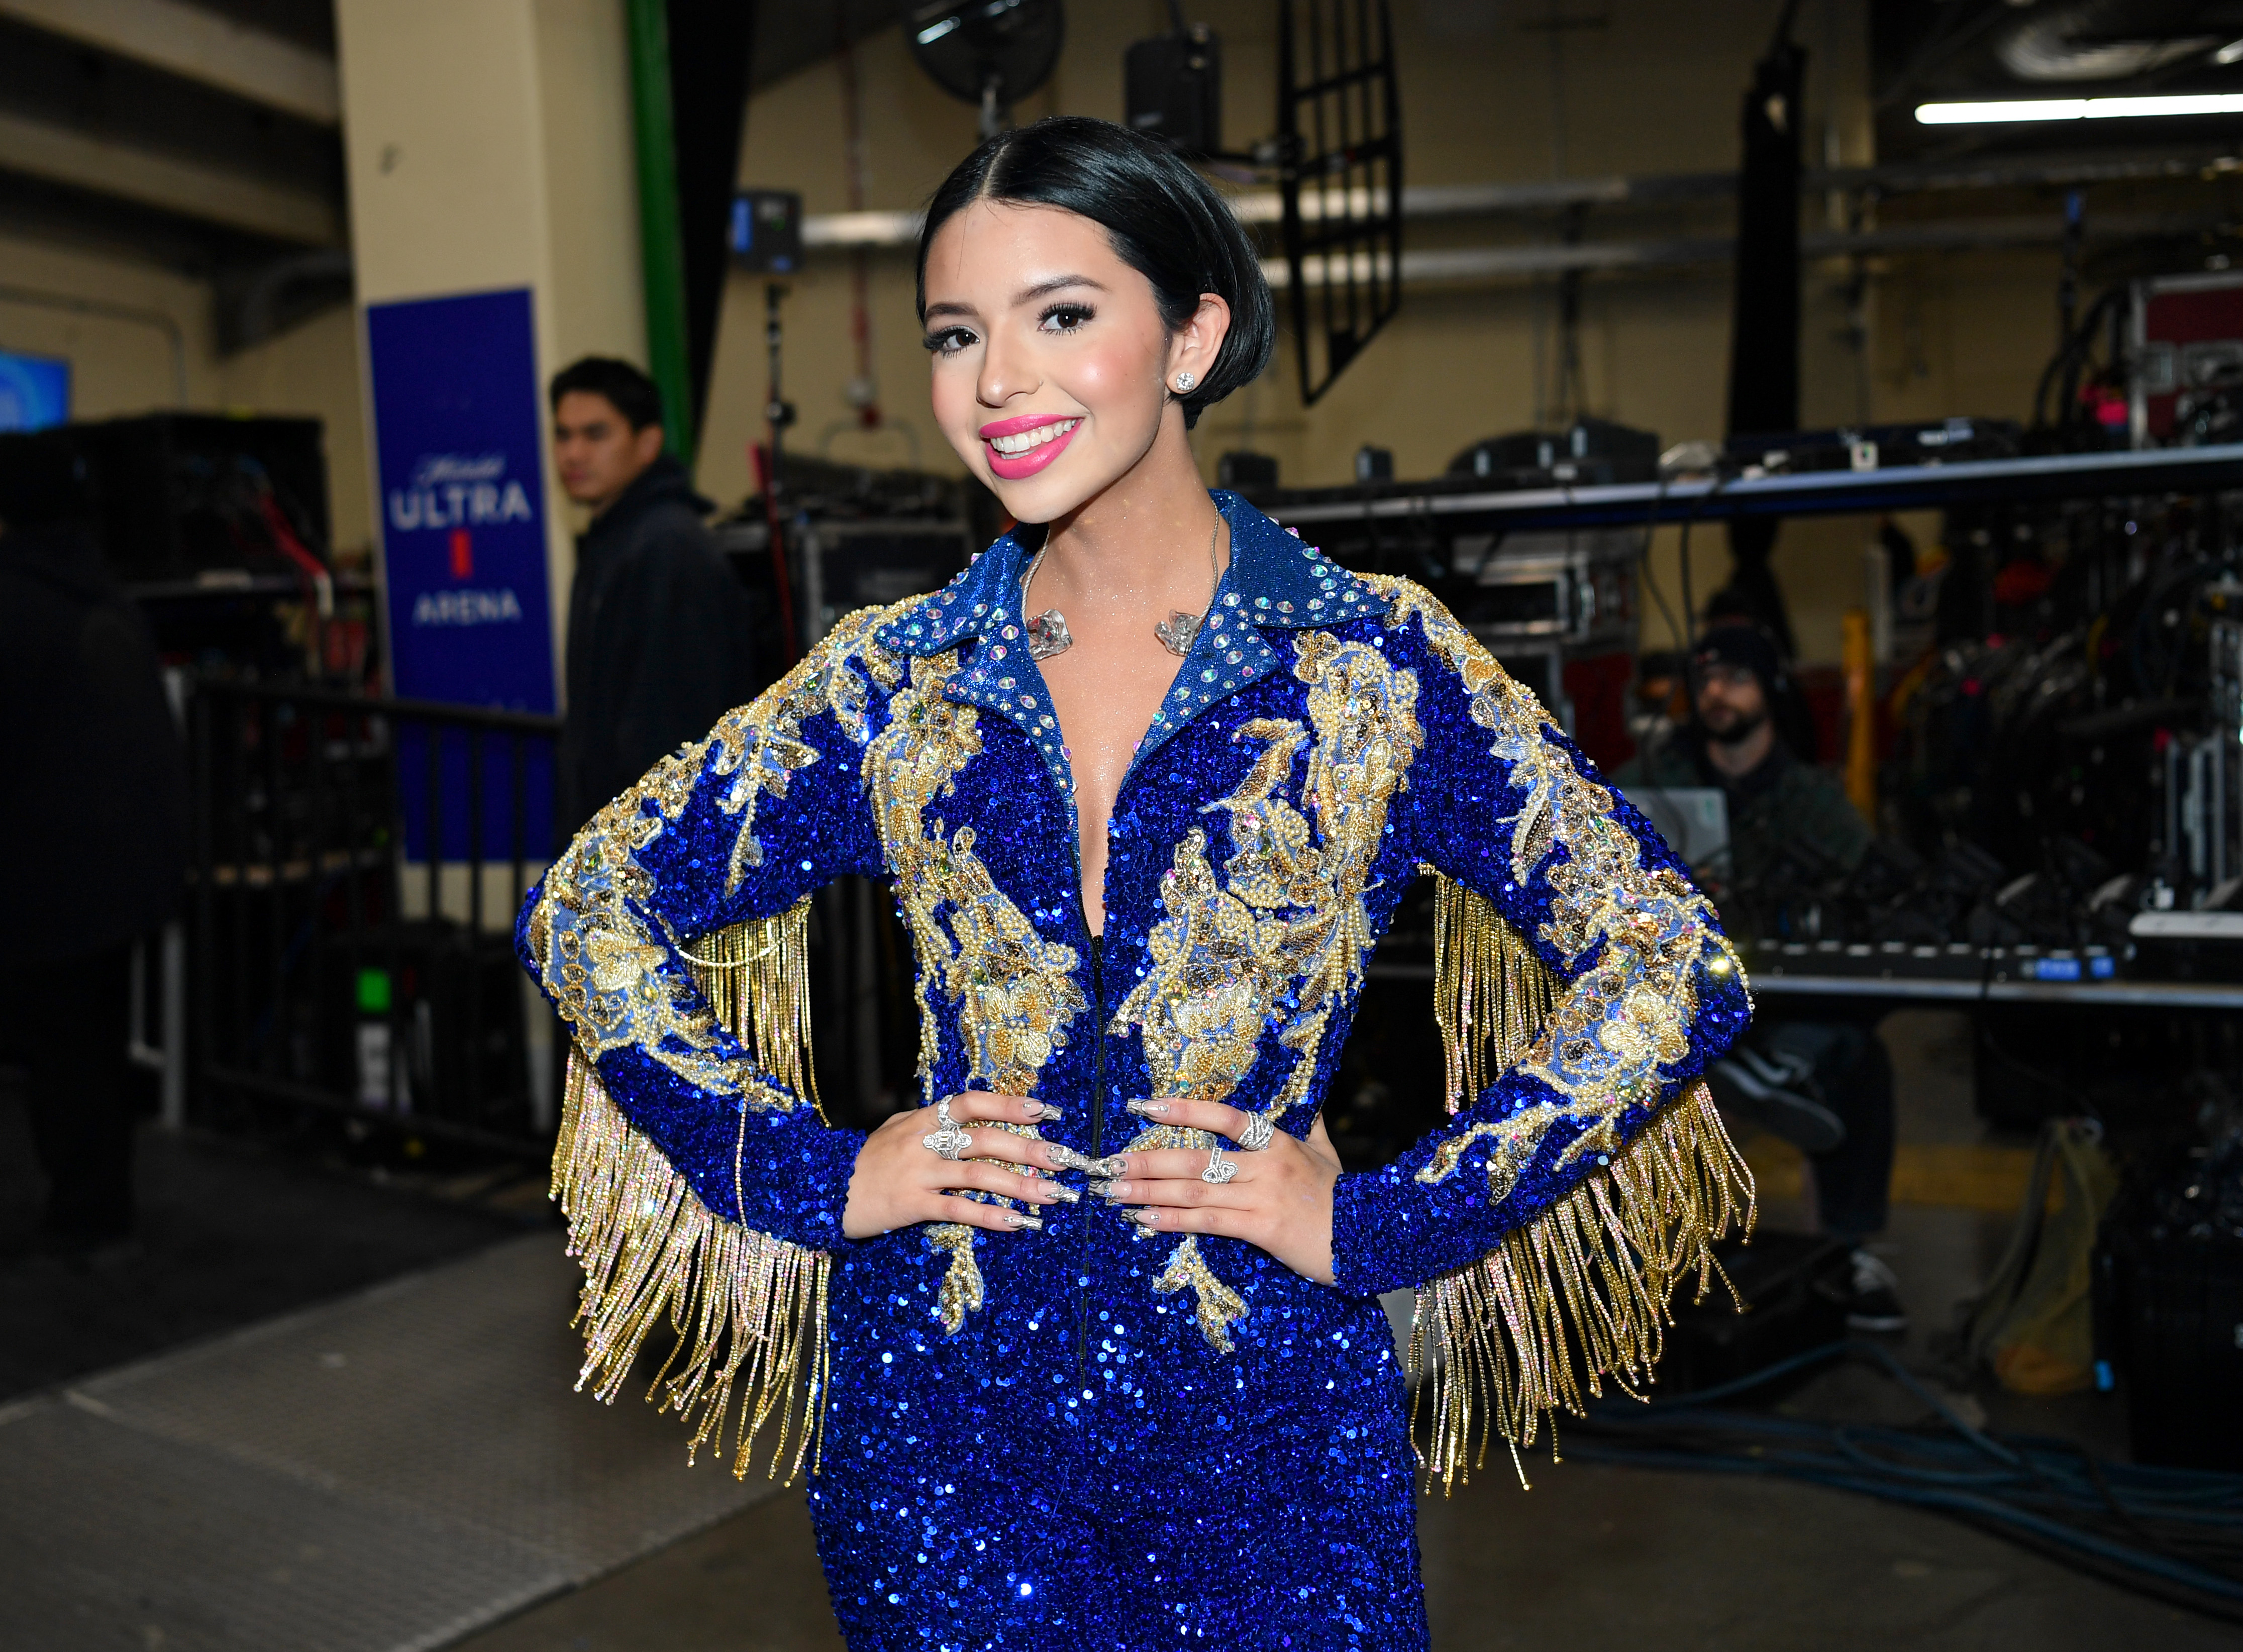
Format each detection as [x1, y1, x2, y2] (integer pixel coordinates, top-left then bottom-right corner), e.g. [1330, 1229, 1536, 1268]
[1075, 925, 1105, 1387]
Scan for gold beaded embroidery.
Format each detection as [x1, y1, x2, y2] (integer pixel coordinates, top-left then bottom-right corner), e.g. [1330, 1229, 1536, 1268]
[525, 608, 900, 1103]
[863, 649, 1081, 1330]
[1114, 630, 1424, 1348]
[1359, 577, 1747, 1190]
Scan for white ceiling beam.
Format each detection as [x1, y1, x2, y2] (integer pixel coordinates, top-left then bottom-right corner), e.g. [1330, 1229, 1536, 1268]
[0, 0, 339, 126]
[0, 107, 341, 243]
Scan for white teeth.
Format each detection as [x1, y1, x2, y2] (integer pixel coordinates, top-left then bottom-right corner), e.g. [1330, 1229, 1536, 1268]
[988, 418, 1078, 457]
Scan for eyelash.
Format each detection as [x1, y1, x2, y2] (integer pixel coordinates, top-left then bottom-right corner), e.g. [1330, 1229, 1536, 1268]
[921, 302, 1097, 356]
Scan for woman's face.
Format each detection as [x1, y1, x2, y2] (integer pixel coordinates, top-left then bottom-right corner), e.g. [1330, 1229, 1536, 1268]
[921, 199, 1228, 523]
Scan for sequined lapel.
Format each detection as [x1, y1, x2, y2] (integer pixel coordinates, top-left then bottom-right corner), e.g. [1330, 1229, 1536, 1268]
[1133, 491, 1389, 769]
[872, 530, 1076, 793]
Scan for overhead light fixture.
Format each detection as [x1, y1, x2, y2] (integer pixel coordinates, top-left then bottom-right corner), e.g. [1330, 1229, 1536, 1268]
[1917, 93, 2243, 124]
[2218, 40, 2243, 65]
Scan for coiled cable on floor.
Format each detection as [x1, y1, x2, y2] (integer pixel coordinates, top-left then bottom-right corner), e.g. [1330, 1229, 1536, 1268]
[1569, 1340, 2243, 1625]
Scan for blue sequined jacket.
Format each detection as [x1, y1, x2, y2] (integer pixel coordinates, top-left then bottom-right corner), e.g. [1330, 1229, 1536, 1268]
[517, 491, 1753, 1651]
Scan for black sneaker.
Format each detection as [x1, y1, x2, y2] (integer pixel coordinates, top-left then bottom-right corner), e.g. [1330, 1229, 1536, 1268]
[1711, 1046, 1847, 1154]
[1844, 1248, 1908, 1333]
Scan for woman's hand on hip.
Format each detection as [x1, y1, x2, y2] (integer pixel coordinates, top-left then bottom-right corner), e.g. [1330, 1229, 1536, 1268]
[1099, 1099, 1341, 1286]
[841, 1092, 1083, 1242]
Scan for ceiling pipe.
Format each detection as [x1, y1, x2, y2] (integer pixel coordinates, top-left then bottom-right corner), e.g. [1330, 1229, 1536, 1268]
[1995, 0, 2220, 82]
[796, 149, 2243, 251]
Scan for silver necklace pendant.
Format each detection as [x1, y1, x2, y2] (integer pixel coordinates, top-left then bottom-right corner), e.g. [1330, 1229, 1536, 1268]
[1025, 608, 1072, 660]
[1153, 611, 1201, 657]
[1018, 520, 1217, 664]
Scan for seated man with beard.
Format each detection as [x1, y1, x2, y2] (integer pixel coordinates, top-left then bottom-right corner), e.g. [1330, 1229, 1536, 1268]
[1616, 623, 1903, 1331]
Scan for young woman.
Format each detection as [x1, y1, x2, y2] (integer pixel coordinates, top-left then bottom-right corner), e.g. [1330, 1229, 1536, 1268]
[519, 116, 1753, 1650]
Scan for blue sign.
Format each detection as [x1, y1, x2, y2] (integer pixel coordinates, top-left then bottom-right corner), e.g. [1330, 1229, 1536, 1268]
[365, 287, 557, 859]
[0, 349, 69, 430]
[367, 287, 556, 711]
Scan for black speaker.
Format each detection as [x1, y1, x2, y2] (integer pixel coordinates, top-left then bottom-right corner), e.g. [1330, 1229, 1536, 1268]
[1125, 26, 1221, 156]
[731, 189, 804, 275]
[2097, 1155, 2243, 1471]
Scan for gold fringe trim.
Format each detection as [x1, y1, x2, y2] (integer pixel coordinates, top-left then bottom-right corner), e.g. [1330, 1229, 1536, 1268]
[552, 1050, 832, 1483]
[677, 897, 824, 1124]
[1431, 872, 1558, 1115]
[1408, 1080, 1754, 1491]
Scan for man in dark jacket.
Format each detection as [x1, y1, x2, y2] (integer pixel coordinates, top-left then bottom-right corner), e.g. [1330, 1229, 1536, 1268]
[549, 357, 757, 838]
[1617, 624, 1870, 904]
[0, 489, 187, 1253]
[1615, 624, 1903, 1331]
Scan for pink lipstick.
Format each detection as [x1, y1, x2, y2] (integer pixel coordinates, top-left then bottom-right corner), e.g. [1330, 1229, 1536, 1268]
[978, 412, 1082, 481]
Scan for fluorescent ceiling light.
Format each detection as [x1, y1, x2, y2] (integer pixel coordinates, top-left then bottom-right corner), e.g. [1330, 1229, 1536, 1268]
[1918, 93, 2243, 124]
[915, 16, 960, 45]
[2219, 39, 2243, 65]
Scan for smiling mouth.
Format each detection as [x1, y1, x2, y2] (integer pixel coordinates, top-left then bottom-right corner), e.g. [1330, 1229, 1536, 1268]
[986, 417, 1080, 457]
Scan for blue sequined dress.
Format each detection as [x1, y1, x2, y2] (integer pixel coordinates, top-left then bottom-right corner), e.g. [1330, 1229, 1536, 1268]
[517, 491, 1753, 1651]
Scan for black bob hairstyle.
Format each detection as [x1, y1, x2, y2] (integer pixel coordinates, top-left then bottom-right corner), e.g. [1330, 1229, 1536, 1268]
[915, 116, 1275, 430]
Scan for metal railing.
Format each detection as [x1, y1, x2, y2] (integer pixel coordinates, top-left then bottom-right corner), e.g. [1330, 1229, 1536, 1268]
[185, 678, 563, 1154]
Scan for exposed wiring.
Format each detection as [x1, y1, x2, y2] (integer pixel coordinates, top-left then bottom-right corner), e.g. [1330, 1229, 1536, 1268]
[1571, 1339, 2243, 1624]
[1637, 471, 1686, 652]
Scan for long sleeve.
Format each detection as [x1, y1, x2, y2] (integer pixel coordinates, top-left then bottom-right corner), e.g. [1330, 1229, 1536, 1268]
[516, 606, 894, 1477]
[1334, 583, 1755, 1478]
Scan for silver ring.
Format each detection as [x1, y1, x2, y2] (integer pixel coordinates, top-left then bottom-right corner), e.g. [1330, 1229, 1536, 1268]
[1236, 1113, 1275, 1152]
[924, 1095, 970, 1161]
[1201, 1143, 1238, 1185]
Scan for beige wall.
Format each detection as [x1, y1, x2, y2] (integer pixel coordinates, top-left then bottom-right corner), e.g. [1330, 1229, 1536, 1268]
[0, 0, 2110, 669]
[336, 0, 649, 683]
[699, 0, 2083, 664]
[0, 231, 374, 554]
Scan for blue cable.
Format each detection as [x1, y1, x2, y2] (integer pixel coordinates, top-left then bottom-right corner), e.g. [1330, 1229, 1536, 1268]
[1572, 1339, 2243, 1621]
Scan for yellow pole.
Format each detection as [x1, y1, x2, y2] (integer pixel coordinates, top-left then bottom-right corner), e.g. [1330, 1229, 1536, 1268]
[1842, 606, 1877, 821]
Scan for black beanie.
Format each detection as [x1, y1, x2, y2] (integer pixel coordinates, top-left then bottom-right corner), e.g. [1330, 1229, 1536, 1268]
[1690, 623, 1786, 697]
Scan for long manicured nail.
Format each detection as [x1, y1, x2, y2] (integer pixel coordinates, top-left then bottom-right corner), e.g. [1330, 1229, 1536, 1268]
[1026, 1101, 1064, 1120]
[1126, 1208, 1161, 1227]
[1087, 1178, 1116, 1199]
[1090, 1154, 1128, 1178]
[1004, 1211, 1044, 1229]
[1126, 1099, 1171, 1118]
[1035, 1182, 1081, 1204]
[1045, 1144, 1100, 1174]
[1100, 1180, 1133, 1202]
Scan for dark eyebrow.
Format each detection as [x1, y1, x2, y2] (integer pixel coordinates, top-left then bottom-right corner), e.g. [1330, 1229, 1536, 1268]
[1016, 274, 1105, 304]
[923, 274, 1104, 327]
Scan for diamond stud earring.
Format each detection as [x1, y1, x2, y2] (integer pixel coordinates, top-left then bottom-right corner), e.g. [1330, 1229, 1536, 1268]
[1174, 372, 1196, 392]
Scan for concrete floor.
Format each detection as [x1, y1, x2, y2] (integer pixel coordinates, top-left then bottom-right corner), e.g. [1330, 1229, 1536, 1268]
[454, 1463, 2236, 1652]
[0, 1096, 532, 1399]
[451, 1011, 2231, 1650]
